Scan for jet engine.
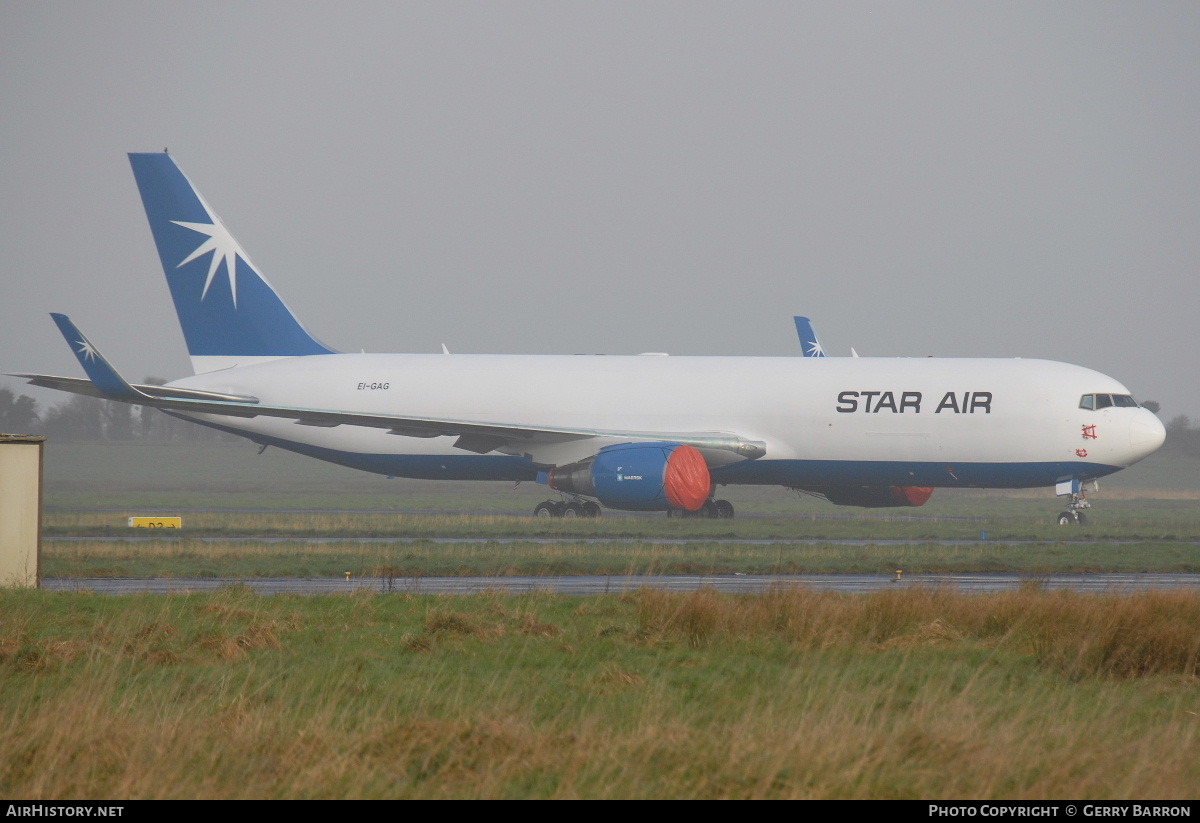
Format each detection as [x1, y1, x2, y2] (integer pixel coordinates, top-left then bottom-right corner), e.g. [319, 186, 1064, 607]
[549, 442, 711, 511]
[807, 485, 934, 508]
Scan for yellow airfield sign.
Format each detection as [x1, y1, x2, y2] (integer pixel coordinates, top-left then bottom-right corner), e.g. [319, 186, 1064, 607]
[127, 517, 182, 529]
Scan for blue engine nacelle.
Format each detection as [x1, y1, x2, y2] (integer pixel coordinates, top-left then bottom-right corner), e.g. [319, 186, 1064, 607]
[548, 442, 711, 512]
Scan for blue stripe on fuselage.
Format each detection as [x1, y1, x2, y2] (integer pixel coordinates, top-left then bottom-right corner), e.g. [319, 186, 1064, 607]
[169, 414, 1119, 488]
[710, 458, 1122, 488]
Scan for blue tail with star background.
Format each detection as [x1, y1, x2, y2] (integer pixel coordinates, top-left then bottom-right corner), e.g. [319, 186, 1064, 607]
[794, 316, 826, 358]
[128, 152, 334, 371]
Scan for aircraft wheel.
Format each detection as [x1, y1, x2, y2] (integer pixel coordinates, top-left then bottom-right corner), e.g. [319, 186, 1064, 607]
[713, 500, 735, 519]
[582, 502, 602, 518]
[535, 502, 561, 518]
[562, 502, 583, 518]
[1056, 511, 1077, 526]
[1075, 512, 1087, 525]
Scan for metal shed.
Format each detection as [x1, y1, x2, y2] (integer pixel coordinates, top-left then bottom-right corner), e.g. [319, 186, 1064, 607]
[0, 434, 44, 588]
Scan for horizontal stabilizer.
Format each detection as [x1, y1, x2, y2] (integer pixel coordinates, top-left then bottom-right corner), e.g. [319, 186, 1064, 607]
[11, 313, 262, 406]
[49, 313, 144, 401]
[8, 373, 258, 404]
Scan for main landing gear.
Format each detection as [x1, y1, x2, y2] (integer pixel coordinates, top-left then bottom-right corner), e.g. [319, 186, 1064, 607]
[667, 499, 735, 519]
[533, 500, 602, 518]
[1056, 491, 1091, 526]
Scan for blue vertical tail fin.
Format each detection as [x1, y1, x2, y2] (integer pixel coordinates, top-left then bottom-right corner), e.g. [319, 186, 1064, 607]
[128, 152, 335, 373]
[793, 316, 826, 358]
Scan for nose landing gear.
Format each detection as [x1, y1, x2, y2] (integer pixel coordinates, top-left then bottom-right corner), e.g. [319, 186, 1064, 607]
[1056, 508, 1087, 526]
[1055, 489, 1091, 525]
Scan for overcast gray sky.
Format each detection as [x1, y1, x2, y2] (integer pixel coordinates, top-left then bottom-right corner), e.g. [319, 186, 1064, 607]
[3, 2, 1198, 418]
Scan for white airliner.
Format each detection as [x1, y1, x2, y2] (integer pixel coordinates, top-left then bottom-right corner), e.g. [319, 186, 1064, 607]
[13, 153, 1166, 523]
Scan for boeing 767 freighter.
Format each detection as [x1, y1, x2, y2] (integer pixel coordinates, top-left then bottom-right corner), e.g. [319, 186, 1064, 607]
[12, 153, 1166, 523]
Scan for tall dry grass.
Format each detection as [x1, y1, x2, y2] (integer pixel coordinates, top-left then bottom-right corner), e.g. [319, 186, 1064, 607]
[635, 585, 1200, 678]
[1, 587, 1198, 798]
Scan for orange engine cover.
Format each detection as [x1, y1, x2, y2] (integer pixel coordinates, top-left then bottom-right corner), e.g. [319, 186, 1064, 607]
[893, 486, 934, 506]
[663, 444, 711, 511]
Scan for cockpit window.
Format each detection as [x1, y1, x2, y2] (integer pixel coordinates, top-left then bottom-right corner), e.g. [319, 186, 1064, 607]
[1080, 393, 1138, 410]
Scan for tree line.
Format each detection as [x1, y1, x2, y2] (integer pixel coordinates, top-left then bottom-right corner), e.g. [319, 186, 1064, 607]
[1164, 413, 1200, 458]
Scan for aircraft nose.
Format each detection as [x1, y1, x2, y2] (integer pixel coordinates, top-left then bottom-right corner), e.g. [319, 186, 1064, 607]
[1128, 411, 1166, 462]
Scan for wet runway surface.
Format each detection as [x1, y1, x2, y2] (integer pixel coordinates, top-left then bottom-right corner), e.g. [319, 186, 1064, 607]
[42, 572, 1200, 596]
[44, 535, 1188, 547]
[48, 506, 986, 522]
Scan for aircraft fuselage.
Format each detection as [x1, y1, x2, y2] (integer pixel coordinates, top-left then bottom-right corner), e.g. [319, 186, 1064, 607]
[168, 352, 1163, 488]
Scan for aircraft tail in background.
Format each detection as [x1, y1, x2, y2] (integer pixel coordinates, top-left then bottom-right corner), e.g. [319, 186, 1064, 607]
[793, 316, 826, 357]
[128, 152, 335, 373]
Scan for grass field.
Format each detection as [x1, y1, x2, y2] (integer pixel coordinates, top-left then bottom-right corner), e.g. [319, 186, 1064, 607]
[34, 441, 1200, 579]
[1, 585, 1198, 799]
[11, 441, 1200, 799]
[38, 532, 1200, 579]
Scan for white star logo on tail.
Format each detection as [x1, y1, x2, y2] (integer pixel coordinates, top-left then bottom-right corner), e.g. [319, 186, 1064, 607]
[74, 338, 98, 361]
[805, 339, 824, 356]
[171, 215, 248, 307]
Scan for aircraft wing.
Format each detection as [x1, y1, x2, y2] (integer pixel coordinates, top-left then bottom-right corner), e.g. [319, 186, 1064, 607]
[12, 314, 766, 462]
